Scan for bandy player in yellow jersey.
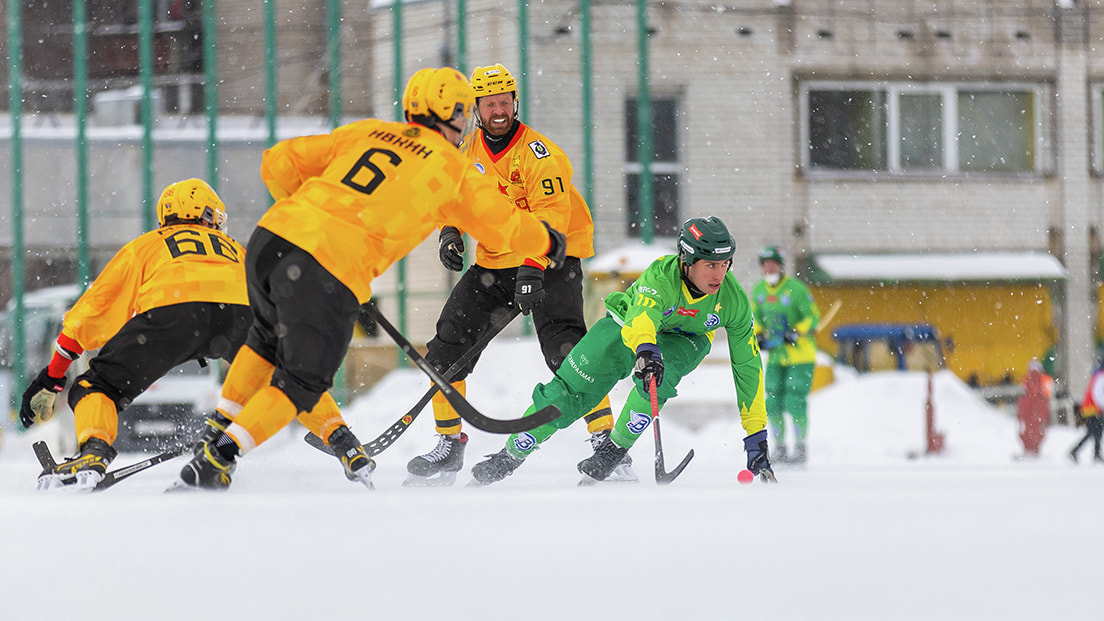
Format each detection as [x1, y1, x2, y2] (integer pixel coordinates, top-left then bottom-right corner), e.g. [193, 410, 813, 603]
[405, 63, 629, 486]
[172, 67, 567, 491]
[19, 179, 253, 491]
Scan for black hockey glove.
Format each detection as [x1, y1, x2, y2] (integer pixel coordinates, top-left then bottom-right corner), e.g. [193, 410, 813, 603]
[783, 330, 800, 345]
[541, 222, 567, 269]
[744, 429, 777, 482]
[634, 343, 664, 389]
[438, 226, 465, 272]
[19, 367, 66, 429]
[514, 265, 546, 315]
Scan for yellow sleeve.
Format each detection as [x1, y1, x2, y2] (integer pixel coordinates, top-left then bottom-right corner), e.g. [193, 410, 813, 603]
[446, 163, 551, 261]
[61, 242, 142, 351]
[261, 133, 336, 201]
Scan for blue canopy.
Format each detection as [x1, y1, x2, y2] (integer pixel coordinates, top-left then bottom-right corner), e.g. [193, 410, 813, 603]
[832, 323, 940, 343]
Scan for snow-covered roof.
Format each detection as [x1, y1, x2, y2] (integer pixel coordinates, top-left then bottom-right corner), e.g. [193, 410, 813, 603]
[810, 252, 1068, 283]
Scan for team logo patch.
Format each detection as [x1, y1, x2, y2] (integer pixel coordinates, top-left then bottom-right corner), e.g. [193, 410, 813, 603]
[528, 140, 551, 159]
[510, 169, 522, 183]
[626, 410, 652, 435]
[474, 162, 486, 175]
[513, 432, 538, 453]
[704, 313, 721, 329]
[402, 415, 413, 425]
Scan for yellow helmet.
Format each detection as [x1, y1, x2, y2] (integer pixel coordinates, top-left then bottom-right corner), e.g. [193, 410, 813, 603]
[402, 67, 475, 130]
[157, 178, 227, 230]
[469, 64, 517, 99]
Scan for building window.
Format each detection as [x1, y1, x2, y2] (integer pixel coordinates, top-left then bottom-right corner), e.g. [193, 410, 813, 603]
[625, 97, 681, 238]
[20, 0, 205, 114]
[1091, 84, 1104, 176]
[803, 82, 1045, 175]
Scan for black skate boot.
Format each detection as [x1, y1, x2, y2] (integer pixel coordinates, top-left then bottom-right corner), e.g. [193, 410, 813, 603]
[790, 442, 808, 465]
[470, 448, 524, 486]
[578, 433, 629, 482]
[405, 433, 468, 487]
[771, 445, 788, 464]
[588, 430, 638, 483]
[37, 438, 118, 491]
[174, 440, 236, 491]
[194, 412, 233, 454]
[328, 425, 375, 490]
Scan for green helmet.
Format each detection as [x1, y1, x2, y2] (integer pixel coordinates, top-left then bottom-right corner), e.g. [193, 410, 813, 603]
[758, 245, 784, 266]
[677, 217, 736, 266]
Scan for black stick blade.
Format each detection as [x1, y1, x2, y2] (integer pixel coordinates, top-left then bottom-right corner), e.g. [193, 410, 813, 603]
[656, 449, 694, 485]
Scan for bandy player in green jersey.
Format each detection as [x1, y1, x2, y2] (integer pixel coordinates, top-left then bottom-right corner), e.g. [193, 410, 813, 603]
[470, 216, 776, 485]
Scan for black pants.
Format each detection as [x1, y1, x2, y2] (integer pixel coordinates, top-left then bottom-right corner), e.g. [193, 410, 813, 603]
[1072, 416, 1104, 459]
[242, 227, 361, 412]
[69, 301, 251, 411]
[426, 257, 587, 380]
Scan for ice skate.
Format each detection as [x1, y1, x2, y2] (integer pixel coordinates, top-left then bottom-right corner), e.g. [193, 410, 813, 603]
[789, 442, 807, 466]
[37, 438, 117, 492]
[405, 433, 467, 487]
[578, 433, 629, 483]
[587, 431, 638, 483]
[469, 448, 524, 486]
[329, 426, 375, 490]
[171, 440, 235, 491]
[770, 445, 788, 465]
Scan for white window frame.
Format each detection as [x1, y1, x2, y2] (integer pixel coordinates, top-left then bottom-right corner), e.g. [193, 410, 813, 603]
[801, 80, 1050, 177]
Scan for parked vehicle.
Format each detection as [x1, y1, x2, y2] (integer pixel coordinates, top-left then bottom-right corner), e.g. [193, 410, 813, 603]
[0, 285, 221, 453]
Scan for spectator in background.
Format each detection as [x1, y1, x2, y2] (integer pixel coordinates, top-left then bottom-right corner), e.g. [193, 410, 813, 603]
[1070, 360, 1104, 464]
[1017, 359, 1053, 457]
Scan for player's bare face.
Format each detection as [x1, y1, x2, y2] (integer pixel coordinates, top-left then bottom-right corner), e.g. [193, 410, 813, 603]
[760, 259, 782, 277]
[439, 121, 463, 147]
[687, 259, 730, 295]
[477, 93, 515, 137]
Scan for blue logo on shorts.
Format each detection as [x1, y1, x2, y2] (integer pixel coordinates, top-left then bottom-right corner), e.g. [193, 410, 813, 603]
[512, 432, 538, 453]
[626, 410, 652, 435]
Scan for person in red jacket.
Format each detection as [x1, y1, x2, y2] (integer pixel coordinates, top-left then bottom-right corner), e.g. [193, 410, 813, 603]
[1017, 360, 1053, 457]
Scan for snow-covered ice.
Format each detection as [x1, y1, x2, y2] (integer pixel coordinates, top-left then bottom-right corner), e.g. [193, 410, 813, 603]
[1, 336, 1099, 620]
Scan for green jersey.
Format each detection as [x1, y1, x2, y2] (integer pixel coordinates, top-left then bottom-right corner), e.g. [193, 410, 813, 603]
[750, 275, 821, 366]
[605, 255, 767, 434]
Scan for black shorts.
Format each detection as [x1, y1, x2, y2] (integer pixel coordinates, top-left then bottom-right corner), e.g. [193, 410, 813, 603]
[243, 227, 360, 412]
[426, 257, 587, 380]
[74, 301, 251, 408]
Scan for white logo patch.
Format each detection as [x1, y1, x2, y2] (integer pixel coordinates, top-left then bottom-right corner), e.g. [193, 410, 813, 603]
[528, 140, 551, 159]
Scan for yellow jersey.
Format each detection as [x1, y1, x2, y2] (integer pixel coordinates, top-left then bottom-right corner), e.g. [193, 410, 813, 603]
[460, 123, 595, 269]
[259, 119, 554, 302]
[62, 224, 248, 351]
